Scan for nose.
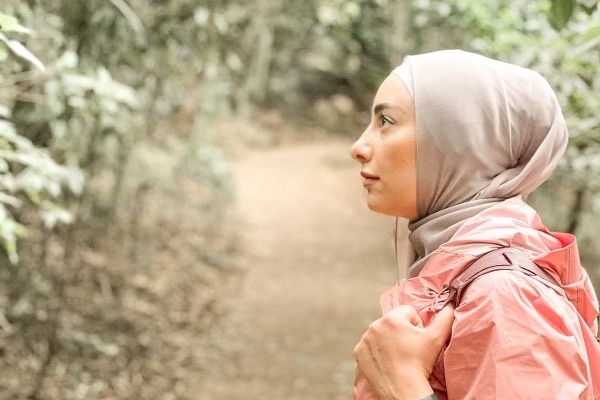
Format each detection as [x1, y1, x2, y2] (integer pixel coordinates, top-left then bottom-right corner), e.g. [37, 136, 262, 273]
[350, 128, 372, 162]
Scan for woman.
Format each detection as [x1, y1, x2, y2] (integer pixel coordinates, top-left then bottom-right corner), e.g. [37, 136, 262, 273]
[351, 50, 600, 399]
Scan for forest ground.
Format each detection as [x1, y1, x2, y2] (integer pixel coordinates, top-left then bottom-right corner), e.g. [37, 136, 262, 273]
[190, 137, 402, 399]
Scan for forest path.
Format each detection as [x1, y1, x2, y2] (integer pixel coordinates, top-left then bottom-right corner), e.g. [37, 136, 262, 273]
[193, 137, 400, 400]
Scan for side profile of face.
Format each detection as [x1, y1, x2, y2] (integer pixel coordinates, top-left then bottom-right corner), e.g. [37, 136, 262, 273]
[350, 74, 417, 220]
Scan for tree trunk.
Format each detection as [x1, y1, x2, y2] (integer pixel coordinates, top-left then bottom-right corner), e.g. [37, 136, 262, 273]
[237, 0, 278, 116]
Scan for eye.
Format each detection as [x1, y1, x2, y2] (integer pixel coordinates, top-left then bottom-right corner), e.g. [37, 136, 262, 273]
[378, 114, 393, 127]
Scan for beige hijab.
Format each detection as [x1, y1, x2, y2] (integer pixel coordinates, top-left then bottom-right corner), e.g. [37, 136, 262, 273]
[392, 50, 569, 278]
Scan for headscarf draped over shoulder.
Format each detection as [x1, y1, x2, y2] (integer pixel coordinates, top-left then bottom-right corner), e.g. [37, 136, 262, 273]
[392, 50, 569, 277]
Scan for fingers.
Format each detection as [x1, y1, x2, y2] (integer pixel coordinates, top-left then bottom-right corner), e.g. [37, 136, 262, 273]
[426, 304, 455, 344]
[353, 304, 454, 398]
[383, 305, 424, 328]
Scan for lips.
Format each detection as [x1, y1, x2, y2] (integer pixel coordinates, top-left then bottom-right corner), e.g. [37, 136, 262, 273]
[361, 171, 378, 179]
[360, 171, 379, 187]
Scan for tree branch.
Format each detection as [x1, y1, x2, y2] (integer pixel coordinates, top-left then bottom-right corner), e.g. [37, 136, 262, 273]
[106, 0, 146, 46]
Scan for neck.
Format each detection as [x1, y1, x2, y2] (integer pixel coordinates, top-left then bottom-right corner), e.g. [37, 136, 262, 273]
[406, 198, 502, 277]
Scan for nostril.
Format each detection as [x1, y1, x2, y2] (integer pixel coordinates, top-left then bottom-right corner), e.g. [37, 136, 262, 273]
[350, 142, 366, 161]
[351, 144, 370, 162]
[350, 145, 360, 161]
[351, 151, 365, 162]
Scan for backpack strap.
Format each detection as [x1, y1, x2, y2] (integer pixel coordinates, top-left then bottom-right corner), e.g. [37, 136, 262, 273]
[446, 247, 559, 306]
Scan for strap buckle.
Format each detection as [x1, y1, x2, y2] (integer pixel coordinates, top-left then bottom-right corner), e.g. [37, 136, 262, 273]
[443, 247, 559, 306]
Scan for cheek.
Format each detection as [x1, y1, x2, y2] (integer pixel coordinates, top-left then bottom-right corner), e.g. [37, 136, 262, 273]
[380, 148, 417, 212]
[379, 131, 416, 174]
[381, 150, 415, 182]
[385, 162, 413, 200]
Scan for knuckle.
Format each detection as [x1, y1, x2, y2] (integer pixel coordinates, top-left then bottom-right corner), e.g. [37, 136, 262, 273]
[367, 319, 379, 332]
[379, 313, 398, 328]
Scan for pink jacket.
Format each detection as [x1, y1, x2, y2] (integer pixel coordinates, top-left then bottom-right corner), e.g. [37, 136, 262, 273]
[354, 199, 600, 399]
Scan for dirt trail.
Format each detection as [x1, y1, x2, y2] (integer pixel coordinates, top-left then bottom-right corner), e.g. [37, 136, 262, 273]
[194, 138, 400, 400]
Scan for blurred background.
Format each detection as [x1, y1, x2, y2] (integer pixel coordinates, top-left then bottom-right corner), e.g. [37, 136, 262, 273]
[0, 0, 599, 399]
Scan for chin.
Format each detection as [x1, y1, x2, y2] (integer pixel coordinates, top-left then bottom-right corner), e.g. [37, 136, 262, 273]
[367, 198, 411, 218]
[367, 200, 395, 216]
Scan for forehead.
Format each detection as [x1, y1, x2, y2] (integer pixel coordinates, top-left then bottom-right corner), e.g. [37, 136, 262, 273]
[373, 74, 414, 115]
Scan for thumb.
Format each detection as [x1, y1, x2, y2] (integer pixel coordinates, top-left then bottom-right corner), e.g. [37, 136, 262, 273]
[425, 304, 455, 343]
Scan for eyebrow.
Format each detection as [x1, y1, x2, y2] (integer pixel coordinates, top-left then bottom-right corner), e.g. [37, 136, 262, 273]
[373, 102, 401, 115]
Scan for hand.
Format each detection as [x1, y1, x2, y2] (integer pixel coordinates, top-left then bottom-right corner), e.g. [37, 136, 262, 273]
[354, 304, 455, 400]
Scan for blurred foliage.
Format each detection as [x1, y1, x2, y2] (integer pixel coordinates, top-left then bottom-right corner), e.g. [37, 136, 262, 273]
[0, 0, 599, 398]
[0, 1, 239, 398]
[0, 13, 81, 266]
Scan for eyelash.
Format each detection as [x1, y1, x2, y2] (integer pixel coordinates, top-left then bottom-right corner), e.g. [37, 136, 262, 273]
[379, 115, 393, 127]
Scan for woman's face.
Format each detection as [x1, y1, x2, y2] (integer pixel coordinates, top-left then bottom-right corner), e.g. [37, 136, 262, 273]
[350, 74, 417, 220]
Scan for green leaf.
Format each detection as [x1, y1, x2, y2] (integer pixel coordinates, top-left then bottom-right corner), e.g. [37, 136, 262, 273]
[0, 13, 29, 34]
[549, 0, 575, 30]
[583, 20, 600, 40]
[0, 206, 26, 265]
[0, 14, 18, 32]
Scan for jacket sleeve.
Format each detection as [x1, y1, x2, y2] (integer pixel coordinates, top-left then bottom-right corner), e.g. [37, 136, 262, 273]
[443, 270, 594, 399]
